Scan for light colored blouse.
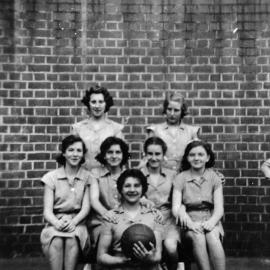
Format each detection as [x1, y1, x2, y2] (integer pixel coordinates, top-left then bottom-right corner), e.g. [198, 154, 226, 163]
[72, 118, 124, 170]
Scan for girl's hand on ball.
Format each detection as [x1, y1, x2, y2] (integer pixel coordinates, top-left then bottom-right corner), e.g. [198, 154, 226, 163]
[132, 241, 155, 261]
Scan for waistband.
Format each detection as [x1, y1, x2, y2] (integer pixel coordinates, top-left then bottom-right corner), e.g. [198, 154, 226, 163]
[186, 201, 213, 212]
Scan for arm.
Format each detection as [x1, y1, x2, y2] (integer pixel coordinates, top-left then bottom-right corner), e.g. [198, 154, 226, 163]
[43, 185, 66, 231]
[97, 231, 130, 266]
[90, 177, 108, 216]
[72, 185, 90, 226]
[261, 159, 270, 178]
[202, 186, 224, 232]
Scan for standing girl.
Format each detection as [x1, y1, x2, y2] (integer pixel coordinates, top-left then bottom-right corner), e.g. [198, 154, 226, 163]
[141, 137, 180, 270]
[72, 85, 124, 170]
[146, 92, 199, 172]
[40, 135, 91, 270]
[172, 140, 225, 270]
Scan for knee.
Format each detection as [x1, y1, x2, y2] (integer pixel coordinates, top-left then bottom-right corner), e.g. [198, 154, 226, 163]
[50, 237, 64, 251]
[65, 237, 79, 250]
[164, 238, 178, 254]
[186, 231, 206, 246]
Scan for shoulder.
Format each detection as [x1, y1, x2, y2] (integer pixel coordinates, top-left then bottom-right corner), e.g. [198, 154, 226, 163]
[72, 119, 89, 131]
[173, 171, 190, 189]
[205, 168, 222, 186]
[41, 168, 62, 188]
[90, 166, 108, 179]
[105, 119, 123, 132]
[161, 167, 177, 179]
[146, 122, 166, 133]
[180, 123, 200, 135]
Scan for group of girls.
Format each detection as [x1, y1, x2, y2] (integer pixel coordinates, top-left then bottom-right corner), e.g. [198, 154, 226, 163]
[40, 85, 226, 270]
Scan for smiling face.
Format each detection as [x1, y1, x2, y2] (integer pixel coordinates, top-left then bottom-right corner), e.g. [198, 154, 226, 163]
[187, 145, 210, 171]
[146, 144, 164, 170]
[121, 176, 143, 204]
[89, 93, 106, 118]
[63, 141, 84, 168]
[165, 100, 182, 125]
[105, 144, 123, 168]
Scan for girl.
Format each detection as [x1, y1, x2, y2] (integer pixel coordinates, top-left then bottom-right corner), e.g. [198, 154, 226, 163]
[146, 92, 199, 172]
[97, 169, 163, 270]
[141, 137, 180, 270]
[172, 140, 225, 270]
[72, 85, 124, 170]
[40, 135, 91, 270]
[89, 136, 130, 248]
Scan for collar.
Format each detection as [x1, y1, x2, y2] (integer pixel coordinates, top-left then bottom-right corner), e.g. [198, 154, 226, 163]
[163, 122, 185, 130]
[114, 203, 153, 214]
[186, 169, 212, 185]
[141, 165, 166, 177]
[56, 166, 84, 181]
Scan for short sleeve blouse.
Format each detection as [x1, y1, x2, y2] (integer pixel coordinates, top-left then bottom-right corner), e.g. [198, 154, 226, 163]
[41, 167, 91, 213]
[173, 168, 222, 207]
[72, 118, 124, 170]
[147, 122, 200, 171]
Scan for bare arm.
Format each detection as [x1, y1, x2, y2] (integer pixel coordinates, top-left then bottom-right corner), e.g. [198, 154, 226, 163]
[90, 177, 108, 216]
[202, 186, 224, 232]
[97, 232, 130, 266]
[43, 185, 66, 231]
[72, 185, 90, 226]
[261, 159, 270, 178]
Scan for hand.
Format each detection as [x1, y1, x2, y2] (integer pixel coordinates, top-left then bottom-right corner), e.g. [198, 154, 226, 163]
[188, 221, 204, 234]
[132, 241, 155, 262]
[62, 219, 76, 232]
[202, 219, 216, 232]
[176, 209, 189, 228]
[102, 211, 119, 224]
[140, 197, 155, 209]
[54, 218, 68, 231]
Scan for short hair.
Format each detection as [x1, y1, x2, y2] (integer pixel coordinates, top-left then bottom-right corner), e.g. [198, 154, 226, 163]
[117, 169, 148, 197]
[181, 140, 215, 171]
[81, 85, 114, 113]
[162, 92, 188, 119]
[143, 136, 167, 155]
[95, 137, 130, 167]
[56, 135, 87, 166]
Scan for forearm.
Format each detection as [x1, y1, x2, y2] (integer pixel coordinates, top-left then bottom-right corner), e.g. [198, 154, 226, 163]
[44, 210, 60, 227]
[72, 205, 90, 226]
[98, 254, 126, 267]
[92, 200, 109, 216]
[208, 206, 224, 225]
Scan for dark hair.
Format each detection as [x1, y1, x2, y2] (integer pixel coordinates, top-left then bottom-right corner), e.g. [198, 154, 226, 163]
[162, 92, 188, 120]
[95, 137, 130, 167]
[56, 135, 87, 166]
[143, 136, 167, 155]
[81, 85, 114, 113]
[117, 169, 148, 197]
[181, 140, 215, 171]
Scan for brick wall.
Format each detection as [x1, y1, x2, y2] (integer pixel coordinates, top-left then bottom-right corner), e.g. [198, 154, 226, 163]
[0, 0, 270, 257]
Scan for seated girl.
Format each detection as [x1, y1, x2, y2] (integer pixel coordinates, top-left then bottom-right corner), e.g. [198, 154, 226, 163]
[172, 140, 225, 270]
[40, 135, 91, 270]
[141, 137, 180, 270]
[97, 169, 163, 270]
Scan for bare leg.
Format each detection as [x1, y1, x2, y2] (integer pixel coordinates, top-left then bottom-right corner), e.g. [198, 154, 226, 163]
[64, 237, 80, 270]
[48, 237, 64, 270]
[205, 228, 225, 270]
[186, 231, 211, 270]
[164, 237, 179, 270]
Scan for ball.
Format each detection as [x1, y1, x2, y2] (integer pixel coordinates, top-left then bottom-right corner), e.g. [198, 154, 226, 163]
[120, 223, 156, 259]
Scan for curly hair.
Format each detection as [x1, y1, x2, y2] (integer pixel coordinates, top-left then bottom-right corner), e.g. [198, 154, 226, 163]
[117, 169, 148, 197]
[81, 85, 114, 113]
[162, 92, 188, 120]
[56, 135, 87, 166]
[143, 136, 167, 155]
[181, 140, 215, 171]
[95, 137, 130, 167]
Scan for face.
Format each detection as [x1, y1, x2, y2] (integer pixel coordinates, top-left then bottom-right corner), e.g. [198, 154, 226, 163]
[63, 141, 84, 168]
[187, 146, 210, 171]
[89, 93, 106, 118]
[105, 144, 123, 168]
[166, 100, 182, 125]
[146, 144, 164, 169]
[121, 177, 143, 204]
